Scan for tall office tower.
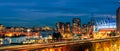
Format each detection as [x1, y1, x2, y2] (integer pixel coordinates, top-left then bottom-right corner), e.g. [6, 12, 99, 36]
[116, 7, 120, 32]
[87, 19, 94, 34]
[0, 24, 4, 31]
[65, 22, 71, 33]
[88, 22, 93, 34]
[72, 18, 81, 34]
[56, 22, 65, 33]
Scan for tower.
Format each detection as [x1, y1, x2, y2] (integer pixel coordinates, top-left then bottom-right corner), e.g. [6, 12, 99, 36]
[72, 18, 81, 34]
[116, 7, 120, 32]
[56, 22, 65, 33]
[65, 22, 70, 33]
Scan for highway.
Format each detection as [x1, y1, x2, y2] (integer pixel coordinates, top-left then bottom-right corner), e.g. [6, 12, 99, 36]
[0, 36, 119, 50]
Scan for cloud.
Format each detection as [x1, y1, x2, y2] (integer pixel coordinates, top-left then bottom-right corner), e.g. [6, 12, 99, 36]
[14, 9, 89, 19]
[0, 2, 36, 6]
[12, 8, 116, 22]
[94, 14, 116, 18]
[0, 0, 117, 27]
[13, 7, 81, 14]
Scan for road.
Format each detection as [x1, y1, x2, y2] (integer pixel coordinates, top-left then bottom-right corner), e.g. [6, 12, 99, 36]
[0, 36, 119, 50]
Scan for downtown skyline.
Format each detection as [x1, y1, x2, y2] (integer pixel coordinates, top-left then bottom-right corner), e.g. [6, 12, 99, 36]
[0, 0, 119, 27]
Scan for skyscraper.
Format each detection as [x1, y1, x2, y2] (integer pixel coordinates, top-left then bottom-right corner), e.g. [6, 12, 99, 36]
[56, 22, 65, 33]
[116, 7, 120, 32]
[0, 24, 4, 31]
[87, 19, 94, 34]
[72, 18, 81, 34]
[65, 22, 71, 33]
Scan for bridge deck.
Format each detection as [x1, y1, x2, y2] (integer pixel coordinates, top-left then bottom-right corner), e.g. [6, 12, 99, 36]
[0, 36, 119, 50]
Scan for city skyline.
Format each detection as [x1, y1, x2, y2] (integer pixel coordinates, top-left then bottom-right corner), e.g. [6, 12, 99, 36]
[0, 0, 118, 27]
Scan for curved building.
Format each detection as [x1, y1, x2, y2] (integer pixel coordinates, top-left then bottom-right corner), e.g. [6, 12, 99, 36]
[93, 16, 116, 32]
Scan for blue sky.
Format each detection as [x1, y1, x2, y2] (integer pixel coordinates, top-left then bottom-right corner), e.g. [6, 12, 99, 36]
[0, 0, 119, 27]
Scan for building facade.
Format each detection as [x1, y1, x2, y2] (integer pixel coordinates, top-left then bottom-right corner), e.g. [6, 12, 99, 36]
[65, 22, 71, 33]
[72, 18, 81, 34]
[56, 22, 65, 33]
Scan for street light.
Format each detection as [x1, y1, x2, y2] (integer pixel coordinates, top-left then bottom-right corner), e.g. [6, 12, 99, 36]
[27, 29, 31, 32]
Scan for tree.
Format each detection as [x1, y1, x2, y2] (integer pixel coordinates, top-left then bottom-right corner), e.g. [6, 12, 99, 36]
[52, 31, 62, 41]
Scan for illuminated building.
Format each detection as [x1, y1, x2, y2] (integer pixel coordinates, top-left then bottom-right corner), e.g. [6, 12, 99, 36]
[19, 26, 24, 32]
[72, 18, 81, 34]
[0, 38, 2, 45]
[93, 25, 97, 32]
[98, 28, 115, 34]
[27, 27, 32, 32]
[87, 20, 94, 34]
[56, 22, 65, 33]
[42, 26, 52, 31]
[82, 24, 87, 34]
[15, 27, 20, 32]
[94, 16, 116, 32]
[116, 7, 120, 32]
[0, 24, 4, 31]
[65, 22, 71, 33]
[10, 27, 15, 32]
[92, 16, 116, 38]
[33, 27, 41, 31]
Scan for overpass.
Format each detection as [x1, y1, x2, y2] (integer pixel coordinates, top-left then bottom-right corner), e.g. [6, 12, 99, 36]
[0, 36, 119, 50]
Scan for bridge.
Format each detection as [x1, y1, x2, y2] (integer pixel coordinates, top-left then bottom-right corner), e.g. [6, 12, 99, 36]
[0, 36, 119, 51]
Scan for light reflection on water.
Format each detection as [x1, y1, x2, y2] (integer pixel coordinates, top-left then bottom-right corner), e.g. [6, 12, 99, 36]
[1, 31, 54, 45]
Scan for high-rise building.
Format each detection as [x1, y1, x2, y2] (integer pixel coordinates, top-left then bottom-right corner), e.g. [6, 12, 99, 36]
[87, 19, 94, 34]
[65, 22, 71, 33]
[116, 7, 120, 32]
[34, 27, 41, 31]
[56, 22, 65, 33]
[82, 24, 87, 34]
[0, 24, 4, 31]
[72, 18, 81, 34]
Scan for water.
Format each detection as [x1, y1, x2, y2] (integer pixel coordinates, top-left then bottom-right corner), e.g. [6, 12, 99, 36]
[2, 36, 27, 45]
[1, 31, 54, 45]
[40, 31, 54, 37]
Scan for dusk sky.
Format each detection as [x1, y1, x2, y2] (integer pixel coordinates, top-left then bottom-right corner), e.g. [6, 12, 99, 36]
[0, 0, 119, 27]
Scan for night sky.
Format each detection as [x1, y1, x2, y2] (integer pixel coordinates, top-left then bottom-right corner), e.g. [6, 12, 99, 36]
[0, 0, 119, 27]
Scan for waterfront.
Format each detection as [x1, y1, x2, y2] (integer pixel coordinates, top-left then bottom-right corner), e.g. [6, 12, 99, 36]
[0, 0, 119, 51]
[0, 31, 53, 45]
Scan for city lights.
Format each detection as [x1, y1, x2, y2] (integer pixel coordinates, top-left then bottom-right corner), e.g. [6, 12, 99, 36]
[0, 0, 119, 51]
